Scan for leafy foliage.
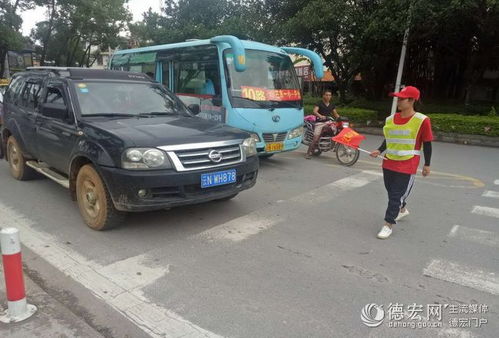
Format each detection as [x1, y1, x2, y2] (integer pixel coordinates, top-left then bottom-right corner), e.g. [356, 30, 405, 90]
[30, 0, 131, 66]
[429, 113, 499, 136]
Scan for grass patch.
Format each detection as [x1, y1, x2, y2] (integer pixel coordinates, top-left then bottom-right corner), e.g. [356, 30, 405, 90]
[428, 114, 499, 137]
[304, 104, 377, 125]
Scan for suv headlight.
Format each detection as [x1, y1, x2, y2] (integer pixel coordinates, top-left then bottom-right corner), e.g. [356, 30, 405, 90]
[288, 126, 304, 139]
[250, 133, 260, 143]
[122, 148, 172, 169]
[242, 137, 257, 157]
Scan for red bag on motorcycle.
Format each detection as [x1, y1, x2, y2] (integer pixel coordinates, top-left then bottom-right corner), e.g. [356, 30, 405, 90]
[332, 128, 365, 149]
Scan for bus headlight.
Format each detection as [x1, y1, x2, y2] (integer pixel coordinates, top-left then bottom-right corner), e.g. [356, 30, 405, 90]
[288, 126, 304, 139]
[242, 138, 257, 157]
[122, 148, 172, 169]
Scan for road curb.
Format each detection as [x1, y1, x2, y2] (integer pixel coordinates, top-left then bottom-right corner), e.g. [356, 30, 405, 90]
[0, 253, 103, 338]
[355, 127, 499, 148]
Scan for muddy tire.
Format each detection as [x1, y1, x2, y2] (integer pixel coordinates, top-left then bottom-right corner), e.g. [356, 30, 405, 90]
[76, 164, 124, 230]
[6, 136, 37, 180]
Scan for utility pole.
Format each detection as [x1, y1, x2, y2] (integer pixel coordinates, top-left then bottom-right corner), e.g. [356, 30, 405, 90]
[390, 1, 415, 115]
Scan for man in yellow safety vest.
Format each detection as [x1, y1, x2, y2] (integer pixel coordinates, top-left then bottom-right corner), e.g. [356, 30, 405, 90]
[370, 86, 433, 239]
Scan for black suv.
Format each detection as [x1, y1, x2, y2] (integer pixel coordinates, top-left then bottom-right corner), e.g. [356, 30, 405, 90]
[1, 67, 258, 230]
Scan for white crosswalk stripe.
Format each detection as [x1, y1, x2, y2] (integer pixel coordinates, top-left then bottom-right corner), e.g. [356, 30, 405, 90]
[424, 188, 499, 298]
[448, 225, 499, 248]
[471, 205, 499, 219]
[482, 190, 499, 199]
[198, 170, 381, 242]
[0, 202, 222, 338]
[423, 259, 499, 296]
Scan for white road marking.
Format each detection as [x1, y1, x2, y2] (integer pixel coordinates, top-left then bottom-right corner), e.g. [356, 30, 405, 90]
[199, 170, 381, 242]
[437, 328, 475, 338]
[423, 259, 499, 295]
[448, 225, 499, 248]
[290, 170, 382, 204]
[471, 206, 499, 219]
[494, 180, 499, 185]
[449, 225, 459, 237]
[200, 212, 282, 242]
[0, 202, 221, 338]
[97, 254, 169, 291]
[482, 190, 499, 199]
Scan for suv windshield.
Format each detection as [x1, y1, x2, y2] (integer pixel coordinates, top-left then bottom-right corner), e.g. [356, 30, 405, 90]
[73, 81, 191, 117]
[224, 49, 302, 109]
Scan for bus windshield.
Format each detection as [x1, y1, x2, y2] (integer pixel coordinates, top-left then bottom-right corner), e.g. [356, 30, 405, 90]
[224, 49, 302, 109]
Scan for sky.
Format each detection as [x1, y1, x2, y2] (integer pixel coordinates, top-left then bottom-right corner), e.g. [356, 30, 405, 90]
[20, 0, 163, 36]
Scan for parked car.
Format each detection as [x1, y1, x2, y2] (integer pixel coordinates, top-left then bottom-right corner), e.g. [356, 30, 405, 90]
[1, 67, 259, 230]
[0, 84, 6, 121]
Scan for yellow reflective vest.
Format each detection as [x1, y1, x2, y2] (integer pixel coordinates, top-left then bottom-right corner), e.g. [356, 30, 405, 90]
[383, 112, 428, 161]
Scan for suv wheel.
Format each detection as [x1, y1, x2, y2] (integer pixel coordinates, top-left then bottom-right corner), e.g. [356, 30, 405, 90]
[76, 164, 124, 230]
[7, 136, 36, 180]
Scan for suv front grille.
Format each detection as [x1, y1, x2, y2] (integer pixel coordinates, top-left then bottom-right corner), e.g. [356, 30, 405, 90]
[262, 132, 287, 143]
[159, 140, 244, 171]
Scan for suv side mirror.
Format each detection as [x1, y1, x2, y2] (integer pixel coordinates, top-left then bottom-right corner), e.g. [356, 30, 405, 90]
[41, 102, 69, 120]
[188, 104, 200, 115]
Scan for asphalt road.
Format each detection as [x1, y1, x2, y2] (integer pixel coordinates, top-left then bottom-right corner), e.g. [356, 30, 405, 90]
[1, 135, 498, 338]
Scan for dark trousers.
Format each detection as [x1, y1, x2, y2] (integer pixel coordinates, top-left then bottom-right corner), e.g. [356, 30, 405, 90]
[383, 168, 415, 225]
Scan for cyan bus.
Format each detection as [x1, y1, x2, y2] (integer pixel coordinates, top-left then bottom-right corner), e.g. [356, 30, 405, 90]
[109, 35, 323, 157]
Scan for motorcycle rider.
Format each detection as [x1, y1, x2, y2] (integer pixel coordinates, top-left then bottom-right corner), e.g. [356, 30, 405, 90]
[305, 89, 340, 159]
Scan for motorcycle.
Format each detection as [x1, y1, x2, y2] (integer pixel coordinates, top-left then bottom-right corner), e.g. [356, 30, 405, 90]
[302, 115, 360, 166]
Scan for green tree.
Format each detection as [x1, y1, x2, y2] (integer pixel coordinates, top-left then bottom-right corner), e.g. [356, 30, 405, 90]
[0, 0, 36, 76]
[129, 0, 272, 45]
[31, 0, 131, 66]
[279, 0, 368, 102]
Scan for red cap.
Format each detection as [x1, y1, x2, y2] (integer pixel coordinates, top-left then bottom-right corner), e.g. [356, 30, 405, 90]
[389, 86, 420, 100]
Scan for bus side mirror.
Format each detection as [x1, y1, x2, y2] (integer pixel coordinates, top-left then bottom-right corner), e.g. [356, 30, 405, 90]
[188, 104, 200, 115]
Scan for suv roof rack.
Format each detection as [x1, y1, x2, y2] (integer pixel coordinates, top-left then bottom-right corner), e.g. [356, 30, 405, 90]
[25, 67, 154, 82]
[26, 66, 72, 77]
[27, 66, 71, 71]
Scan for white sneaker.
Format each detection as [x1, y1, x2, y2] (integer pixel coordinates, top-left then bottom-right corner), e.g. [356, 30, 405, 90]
[377, 225, 393, 239]
[395, 208, 410, 221]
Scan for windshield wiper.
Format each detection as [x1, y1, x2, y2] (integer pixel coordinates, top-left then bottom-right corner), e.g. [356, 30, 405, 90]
[83, 113, 137, 118]
[231, 96, 270, 108]
[138, 111, 177, 117]
[268, 100, 301, 108]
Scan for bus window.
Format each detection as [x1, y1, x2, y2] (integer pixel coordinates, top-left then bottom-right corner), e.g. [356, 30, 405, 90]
[161, 63, 169, 88]
[128, 52, 156, 78]
[171, 46, 224, 123]
[175, 62, 220, 98]
[169, 46, 221, 99]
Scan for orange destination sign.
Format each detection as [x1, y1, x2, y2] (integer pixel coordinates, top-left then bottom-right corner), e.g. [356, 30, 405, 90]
[241, 86, 301, 102]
